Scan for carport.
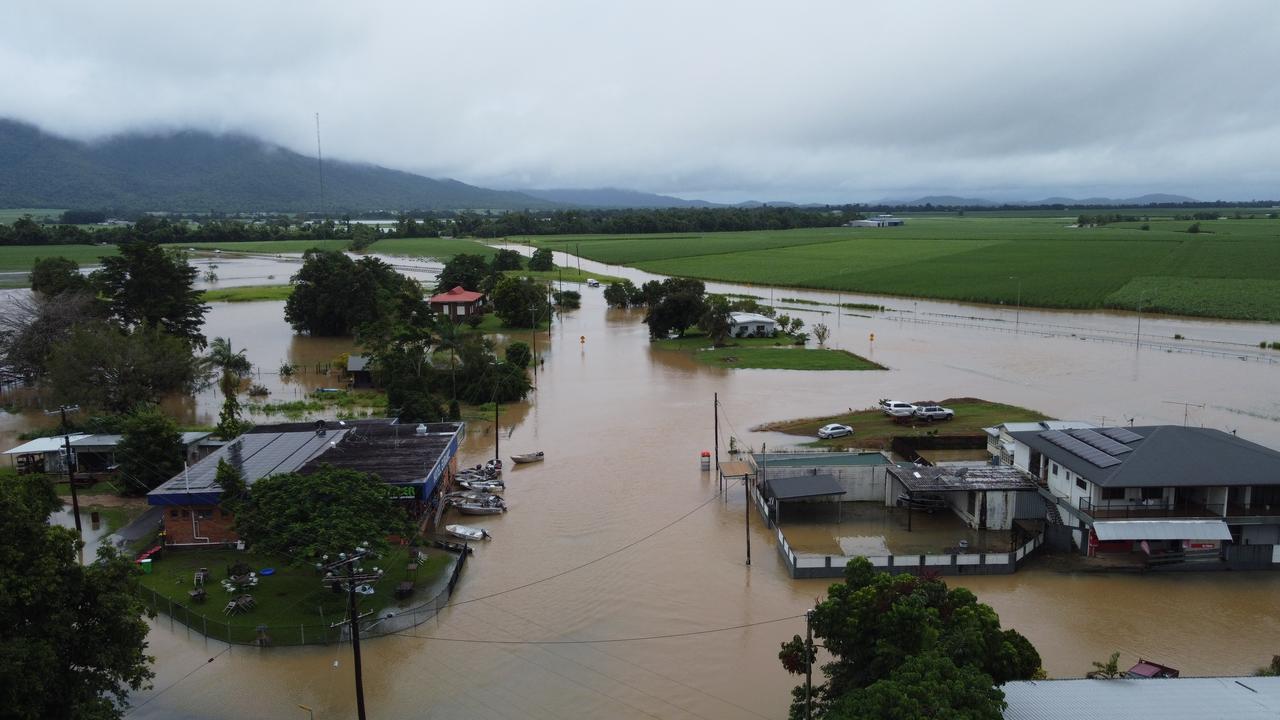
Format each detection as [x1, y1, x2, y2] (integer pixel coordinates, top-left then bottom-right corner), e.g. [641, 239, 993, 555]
[763, 474, 847, 524]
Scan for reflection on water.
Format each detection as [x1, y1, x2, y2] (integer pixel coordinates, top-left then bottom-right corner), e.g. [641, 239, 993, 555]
[2, 254, 1278, 718]
[780, 502, 1013, 556]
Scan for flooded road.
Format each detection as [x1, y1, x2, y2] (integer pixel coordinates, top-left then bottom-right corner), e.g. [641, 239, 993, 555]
[5, 252, 1280, 718]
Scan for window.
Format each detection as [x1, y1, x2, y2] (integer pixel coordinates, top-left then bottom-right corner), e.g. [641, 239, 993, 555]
[1101, 487, 1125, 501]
[1076, 478, 1087, 491]
[1051, 463, 1059, 476]
[967, 491, 977, 516]
[196, 509, 213, 519]
[181, 509, 190, 518]
[170, 510, 178, 518]
[1141, 487, 1163, 500]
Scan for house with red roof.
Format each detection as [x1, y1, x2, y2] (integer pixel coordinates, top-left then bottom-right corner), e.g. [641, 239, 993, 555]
[429, 285, 487, 322]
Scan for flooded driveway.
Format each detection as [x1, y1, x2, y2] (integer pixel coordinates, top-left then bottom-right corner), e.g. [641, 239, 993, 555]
[5, 253, 1279, 718]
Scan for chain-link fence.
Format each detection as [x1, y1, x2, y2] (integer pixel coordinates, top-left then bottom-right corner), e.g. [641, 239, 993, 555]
[138, 552, 467, 646]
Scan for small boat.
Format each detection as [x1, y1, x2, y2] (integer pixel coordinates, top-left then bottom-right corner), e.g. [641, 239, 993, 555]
[445, 524, 491, 542]
[459, 479, 505, 493]
[510, 452, 545, 464]
[455, 502, 506, 515]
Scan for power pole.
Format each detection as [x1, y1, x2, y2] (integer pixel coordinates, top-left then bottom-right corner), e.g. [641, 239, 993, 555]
[46, 405, 82, 536]
[713, 393, 720, 491]
[804, 608, 814, 720]
[320, 546, 383, 720]
[530, 304, 539, 382]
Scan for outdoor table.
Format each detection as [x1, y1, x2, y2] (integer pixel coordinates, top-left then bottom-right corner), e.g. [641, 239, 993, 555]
[406, 563, 419, 573]
[395, 581, 414, 599]
[188, 589, 207, 603]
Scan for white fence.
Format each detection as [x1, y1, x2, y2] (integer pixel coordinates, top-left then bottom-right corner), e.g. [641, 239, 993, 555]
[777, 529, 1044, 579]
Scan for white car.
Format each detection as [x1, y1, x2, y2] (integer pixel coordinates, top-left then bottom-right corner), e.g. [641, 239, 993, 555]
[879, 400, 917, 417]
[913, 405, 955, 422]
[586, 278, 601, 288]
[818, 423, 853, 439]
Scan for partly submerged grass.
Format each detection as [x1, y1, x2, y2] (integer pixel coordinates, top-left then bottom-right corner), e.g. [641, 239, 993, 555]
[202, 284, 292, 302]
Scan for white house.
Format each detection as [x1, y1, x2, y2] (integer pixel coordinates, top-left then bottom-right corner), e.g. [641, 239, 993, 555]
[728, 312, 777, 338]
[995, 423, 1280, 569]
[844, 214, 906, 228]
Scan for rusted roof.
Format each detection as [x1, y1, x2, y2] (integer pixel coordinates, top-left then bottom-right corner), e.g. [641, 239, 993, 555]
[429, 286, 484, 303]
[887, 464, 1038, 493]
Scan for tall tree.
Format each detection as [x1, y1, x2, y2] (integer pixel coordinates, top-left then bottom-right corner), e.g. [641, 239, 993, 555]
[92, 240, 209, 347]
[29, 256, 89, 297]
[115, 404, 185, 495]
[778, 558, 1041, 719]
[233, 466, 411, 561]
[45, 325, 205, 412]
[491, 276, 549, 328]
[698, 295, 733, 346]
[0, 473, 154, 719]
[528, 247, 555, 271]
[286, 250, 424, 336]
[434, 253, 491, 294]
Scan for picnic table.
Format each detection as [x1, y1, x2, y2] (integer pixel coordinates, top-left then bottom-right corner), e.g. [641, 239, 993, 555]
[188, 588, 207, 604]
[406, 563, 419, 573]
[395, 581, 414, 599]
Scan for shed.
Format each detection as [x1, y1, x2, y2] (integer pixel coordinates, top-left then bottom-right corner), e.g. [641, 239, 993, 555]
[763, 474, 847, 523]
[728, 312, 777, 338]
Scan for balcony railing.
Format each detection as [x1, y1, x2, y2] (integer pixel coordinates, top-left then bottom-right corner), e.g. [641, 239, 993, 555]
[1079, 498, 1227, 519]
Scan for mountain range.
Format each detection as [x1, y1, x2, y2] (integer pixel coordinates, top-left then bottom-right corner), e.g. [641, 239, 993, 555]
[890, 193, 1199, 207]
[0, 118, 1209, 213]
[0, 119, 556, 212]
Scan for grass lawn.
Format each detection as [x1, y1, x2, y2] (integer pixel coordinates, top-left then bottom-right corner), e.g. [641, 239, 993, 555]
[368, 236, 498, 260]
[695, 347, 885, 370]
[246, 389, 389, 420]
[758, 397, 1050, 449]
[138, 547, 451, 644]
[202, 284, 293, 302]
[0, 243, 117, 273]
[653, 331, 884, 370]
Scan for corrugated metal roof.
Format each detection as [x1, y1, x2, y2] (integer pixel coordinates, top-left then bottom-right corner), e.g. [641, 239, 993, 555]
[1093, 520, 1231, 541]
[1002, 677, 1280, 720]
[4, 434, 88, 455]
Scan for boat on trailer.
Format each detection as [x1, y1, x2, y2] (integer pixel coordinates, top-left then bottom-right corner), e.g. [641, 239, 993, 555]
[510, 451, 545, 464]
[445, 524, 491, 542]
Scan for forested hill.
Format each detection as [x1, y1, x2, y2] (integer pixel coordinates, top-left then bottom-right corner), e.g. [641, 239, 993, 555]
[0, 119, 557, 213]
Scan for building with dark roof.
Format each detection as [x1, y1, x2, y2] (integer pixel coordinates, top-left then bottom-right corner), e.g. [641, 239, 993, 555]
[999, 425, 1280, 569]
[147, 419, 465, 546]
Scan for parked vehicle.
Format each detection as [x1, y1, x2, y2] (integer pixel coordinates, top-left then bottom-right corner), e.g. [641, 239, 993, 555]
[879, 399, 917, 417]
[818, 423, 854, 439]
[586, 278, 601, 288]
[913, 405, 955, 422]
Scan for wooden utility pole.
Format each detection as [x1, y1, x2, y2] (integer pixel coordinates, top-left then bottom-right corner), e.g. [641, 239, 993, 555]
[47, 405, 82, 536]
[804, 608, 814, 720]
[321, 547, 382, 720]
[713, 393, 720, 492]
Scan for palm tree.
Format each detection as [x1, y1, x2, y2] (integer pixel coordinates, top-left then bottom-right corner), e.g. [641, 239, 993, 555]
[433, 318, 464, 403]
[207, 337, 251, 379]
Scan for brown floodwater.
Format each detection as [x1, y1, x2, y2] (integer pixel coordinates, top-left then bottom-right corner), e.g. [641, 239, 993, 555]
[5, 254, 1280, 719]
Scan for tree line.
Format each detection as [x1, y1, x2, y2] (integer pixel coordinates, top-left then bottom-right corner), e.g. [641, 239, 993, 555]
[0, 206, 864, 246]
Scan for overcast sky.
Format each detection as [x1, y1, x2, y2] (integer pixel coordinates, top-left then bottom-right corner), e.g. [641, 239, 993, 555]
[4, 1, 1279, 203]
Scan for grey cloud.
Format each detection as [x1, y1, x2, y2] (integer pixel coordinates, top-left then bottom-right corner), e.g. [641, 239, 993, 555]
[3, 0, 1278, 203]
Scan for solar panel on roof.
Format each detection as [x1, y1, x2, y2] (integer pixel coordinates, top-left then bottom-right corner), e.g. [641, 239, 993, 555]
[1100, 427, 1144, 443]
[1039, 430, 1121, 468]
[1066, 428, 1133, 456]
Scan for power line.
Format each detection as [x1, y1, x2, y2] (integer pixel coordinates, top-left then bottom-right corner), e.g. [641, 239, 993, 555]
[125, 645, 230, 716]
[391, 613, 805, 645]
[444, 489, 724, 608]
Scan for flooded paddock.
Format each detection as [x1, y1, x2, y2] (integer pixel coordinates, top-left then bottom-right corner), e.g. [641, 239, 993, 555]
[5, 252, 1279, 719]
